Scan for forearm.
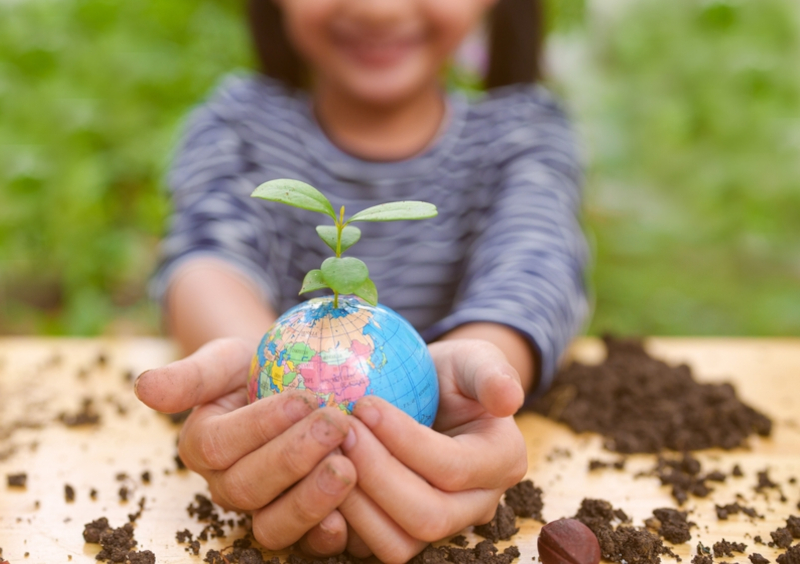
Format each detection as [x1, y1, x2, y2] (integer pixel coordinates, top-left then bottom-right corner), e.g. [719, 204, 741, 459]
[440, 323, 536, 394]
[165, 258, 277, 355]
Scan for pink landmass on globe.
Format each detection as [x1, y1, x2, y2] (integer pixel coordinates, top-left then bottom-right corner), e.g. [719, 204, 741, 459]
[298, 347, 371, 406]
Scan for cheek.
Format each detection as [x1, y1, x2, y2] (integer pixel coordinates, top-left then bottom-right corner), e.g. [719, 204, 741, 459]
[280, 0, 339, 62]
[424, 0, 487, 55]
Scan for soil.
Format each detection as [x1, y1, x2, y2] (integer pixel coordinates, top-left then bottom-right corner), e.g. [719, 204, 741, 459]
[6, 473, 26, 487]
[572, 499, 678, 564]
[530, 337, 772, 453]
[716, 502, 761, 520]
[82, 516, 154, 563]
[588, 459, 626, 471]
[713, 539, 747, 557]
[750, 554, 770, 564]
[770, 528, 793, 549]
[473, 504, 519, 542]
[777, 545, 800, 564]
[64, 484, 75, 502]
[651, 453, 727, 505]
[647, 508, 694, 544]
[58, 397, 101, 427]
[408, 540, 520, 564]
[504, 480, 544, 521]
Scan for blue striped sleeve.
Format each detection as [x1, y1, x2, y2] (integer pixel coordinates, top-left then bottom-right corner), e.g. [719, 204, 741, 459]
[423, 88, 590, 395]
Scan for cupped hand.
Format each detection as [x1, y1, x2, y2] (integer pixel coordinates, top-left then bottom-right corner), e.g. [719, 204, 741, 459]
[337, 339, 529, 563]
[133, 338, 357, 556]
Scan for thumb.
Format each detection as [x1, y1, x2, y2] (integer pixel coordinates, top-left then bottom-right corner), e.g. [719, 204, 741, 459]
[444, 340, 525, 417]
[134, 337, 253, 414]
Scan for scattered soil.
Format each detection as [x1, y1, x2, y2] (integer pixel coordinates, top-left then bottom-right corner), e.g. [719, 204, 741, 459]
[449, 535, 469, 548]
[716, 502, 761, 520]
[530, 337, 772, 453]
[713, 539, 747, 557]
[750, 554, 771, 564]
[58, 397, 101, 427]
[473, 504, 519, 542]
[573, 499, 678, 564]
[651, 453, 726, 505]
[777, 545, 800, 564]
[64, 484, 75, 502]
[504, 480, 544, 521]
[757, 471, 781, 492]
[6, 473, 27, 487]
[770, 528, 794, 549]
[83, 516, 154, 563]
[588, 459, 626, 471]
[646, 508, 694, 544]
[409, 540, 520, 564]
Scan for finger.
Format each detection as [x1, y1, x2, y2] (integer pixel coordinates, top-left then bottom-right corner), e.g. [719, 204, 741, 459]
[211, 407, 350, 510]
[341, 418, 502, 543]
[252, 455, 356, 551]
[179, 389, 318, 472]
[134, 338, 253, 413]
[345, 526, 372, 559]
[298, 511, 349, 557]
[339, 487, 427, 564]
[430, 340, 525, 417]
[352, 396, 527, 491]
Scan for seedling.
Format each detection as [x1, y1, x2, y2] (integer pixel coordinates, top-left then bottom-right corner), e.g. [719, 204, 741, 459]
[251, 179, 437, 308]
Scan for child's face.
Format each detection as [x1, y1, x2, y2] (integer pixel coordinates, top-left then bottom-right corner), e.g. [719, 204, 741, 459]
[275, 0, 496, 106]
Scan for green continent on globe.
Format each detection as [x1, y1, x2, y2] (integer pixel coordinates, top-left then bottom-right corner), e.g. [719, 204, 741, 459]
[248, 296, 439, 426]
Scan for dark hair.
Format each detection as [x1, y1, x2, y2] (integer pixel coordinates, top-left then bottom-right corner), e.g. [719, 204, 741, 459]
[247, 0, 544, 90]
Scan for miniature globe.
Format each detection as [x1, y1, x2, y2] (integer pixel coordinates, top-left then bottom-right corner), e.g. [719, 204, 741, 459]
[247, 296, 439, 426]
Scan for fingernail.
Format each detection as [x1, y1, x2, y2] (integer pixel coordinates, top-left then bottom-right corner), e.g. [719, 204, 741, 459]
[318, 511, 340, 535]
[133, 370, 150, 399]
[354, 401, 381, 428]
[317, 462, 351, 496]
[311, 414, 347, 447]
[342, 428, 356, 451]
[284, 395, 314, 423]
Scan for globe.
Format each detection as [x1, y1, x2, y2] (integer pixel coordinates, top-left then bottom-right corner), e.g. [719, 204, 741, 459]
[247, 296, 439, 426]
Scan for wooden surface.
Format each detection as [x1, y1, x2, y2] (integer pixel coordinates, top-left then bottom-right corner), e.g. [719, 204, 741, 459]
[1, 337, 799, 563]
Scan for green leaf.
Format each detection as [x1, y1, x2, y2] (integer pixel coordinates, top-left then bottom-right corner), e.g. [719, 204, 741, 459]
[353, 278, 378, 306]
[316, 225, 362, 254]
[320, 257, 369, 295]
[299, 269, 329, 295]
[251, 179, 336, 219]
[346, 201, 438, 223]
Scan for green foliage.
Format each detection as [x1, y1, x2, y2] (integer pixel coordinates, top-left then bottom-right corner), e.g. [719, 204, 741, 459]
[252, 179, 438, 307]
[320, 257, 369, 295]
[316, 225, 361, 254]
[251, 179, 337, 220]
[563, 0, 800, 335]
[346, 201, 438, 224]
[0, 0, 251, 334]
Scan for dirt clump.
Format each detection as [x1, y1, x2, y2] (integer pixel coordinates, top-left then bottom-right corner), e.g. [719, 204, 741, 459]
[530, 337, 771, 453]
[504, 480, 544, 521]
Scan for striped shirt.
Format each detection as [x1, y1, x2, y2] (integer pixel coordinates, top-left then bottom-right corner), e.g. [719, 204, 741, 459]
[152, 73, 590, 394]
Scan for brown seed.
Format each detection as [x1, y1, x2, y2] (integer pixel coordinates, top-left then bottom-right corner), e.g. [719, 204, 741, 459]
[538, 518, 601, 564]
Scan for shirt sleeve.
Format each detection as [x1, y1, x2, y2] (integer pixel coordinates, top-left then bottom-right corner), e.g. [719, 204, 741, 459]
[149, 76, 283, 311]
[422, 87, 591, 396]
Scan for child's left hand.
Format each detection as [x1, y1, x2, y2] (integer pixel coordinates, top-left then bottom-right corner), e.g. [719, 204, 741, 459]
[336, 339, 528, 563]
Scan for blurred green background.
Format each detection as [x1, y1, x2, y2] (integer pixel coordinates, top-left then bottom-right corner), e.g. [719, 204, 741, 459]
[0, 0, 798, 337]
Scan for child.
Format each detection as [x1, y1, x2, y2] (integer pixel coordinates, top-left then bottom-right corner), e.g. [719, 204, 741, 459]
[134, 0, 589, 561]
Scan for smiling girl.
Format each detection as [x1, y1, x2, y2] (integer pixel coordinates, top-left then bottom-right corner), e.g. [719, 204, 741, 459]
[135, 0, 589, 561]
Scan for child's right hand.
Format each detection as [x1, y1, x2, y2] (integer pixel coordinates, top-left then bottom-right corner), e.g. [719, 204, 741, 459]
[133, 338, 356, 556]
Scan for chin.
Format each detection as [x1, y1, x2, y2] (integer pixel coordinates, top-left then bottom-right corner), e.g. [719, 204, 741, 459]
[343, 67, 436, 108]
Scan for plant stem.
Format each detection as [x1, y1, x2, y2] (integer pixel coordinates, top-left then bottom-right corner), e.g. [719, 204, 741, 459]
[334, 291, 339, 309]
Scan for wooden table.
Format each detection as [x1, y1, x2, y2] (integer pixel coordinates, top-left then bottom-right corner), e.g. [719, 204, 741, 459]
[1, 337, 799, 563]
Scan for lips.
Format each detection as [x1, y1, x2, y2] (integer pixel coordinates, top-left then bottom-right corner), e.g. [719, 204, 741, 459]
[332, 29, 424, 68]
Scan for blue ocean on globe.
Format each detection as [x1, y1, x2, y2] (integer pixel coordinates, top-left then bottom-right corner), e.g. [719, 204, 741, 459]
[248, 296, 439, 426]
